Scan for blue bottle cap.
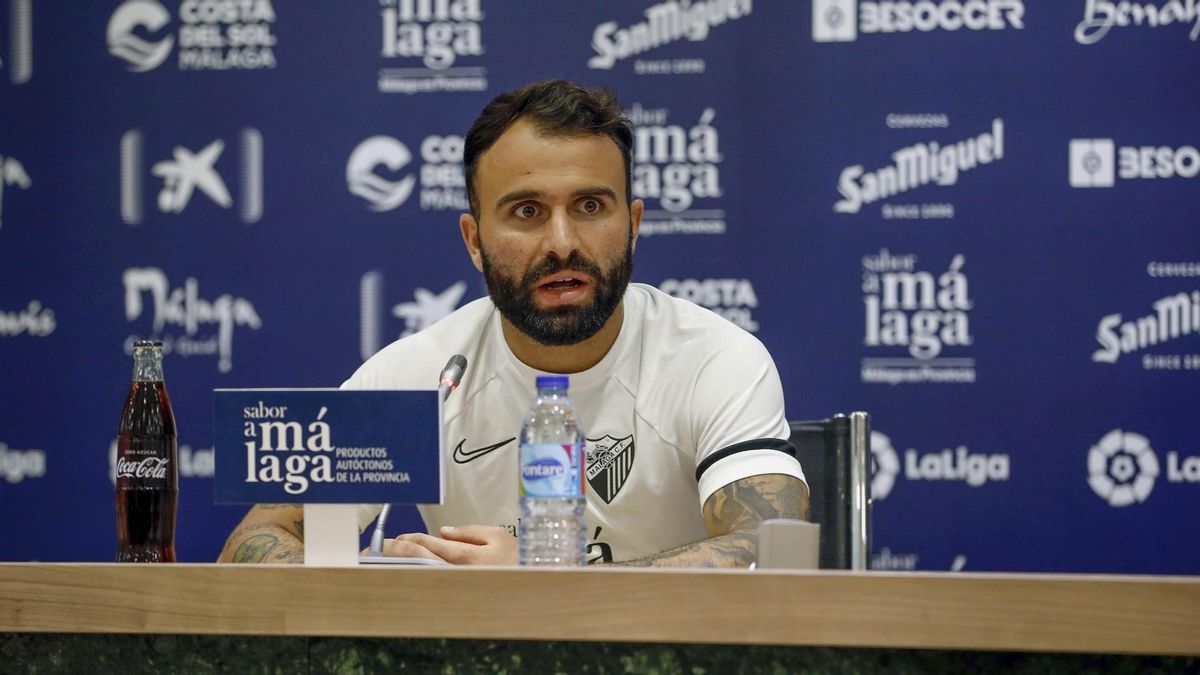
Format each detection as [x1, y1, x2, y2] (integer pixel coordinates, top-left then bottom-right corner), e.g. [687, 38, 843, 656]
[535, 375, 569, 390]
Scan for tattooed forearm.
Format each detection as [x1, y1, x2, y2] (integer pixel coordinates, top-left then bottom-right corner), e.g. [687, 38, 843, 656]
[217, 504, 306, 563]
[603, 531, 758, 568]
[600, 474, 809, 569]
[223, 526, 304, 564]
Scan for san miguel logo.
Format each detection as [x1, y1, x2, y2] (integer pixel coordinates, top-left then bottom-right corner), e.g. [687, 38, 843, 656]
[586, 434, 635, 504]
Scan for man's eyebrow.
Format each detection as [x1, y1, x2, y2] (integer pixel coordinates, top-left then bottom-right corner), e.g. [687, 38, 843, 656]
[494, 189, 542, 211]
[571, 186, 618, 201]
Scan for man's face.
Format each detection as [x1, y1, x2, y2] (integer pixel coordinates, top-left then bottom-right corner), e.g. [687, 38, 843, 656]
[461, 118, 642, 346]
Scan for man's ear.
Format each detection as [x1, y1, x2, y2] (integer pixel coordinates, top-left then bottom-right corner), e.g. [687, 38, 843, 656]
[460, 212, 484, 273]
[629, 198, 643, 253]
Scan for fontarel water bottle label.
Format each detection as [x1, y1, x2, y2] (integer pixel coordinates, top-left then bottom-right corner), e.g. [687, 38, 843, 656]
[520, 442, 583, 498]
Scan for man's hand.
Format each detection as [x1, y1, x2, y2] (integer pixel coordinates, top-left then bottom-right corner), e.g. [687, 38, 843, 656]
[392, 525, 518, 565]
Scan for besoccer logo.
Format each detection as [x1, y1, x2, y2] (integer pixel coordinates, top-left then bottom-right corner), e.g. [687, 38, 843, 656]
[1069, 139, 1115, 188]
[107, 0, 174, 72]
[346, 136, 416, 212]
[870, 430, 900, 500]
[1087, 429, 1159, 507]
[813, 0, 857, 42]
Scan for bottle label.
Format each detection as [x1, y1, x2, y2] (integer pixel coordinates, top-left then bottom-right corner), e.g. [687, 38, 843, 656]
[116, 436, 177, 489]
[519, 442, 583, 498]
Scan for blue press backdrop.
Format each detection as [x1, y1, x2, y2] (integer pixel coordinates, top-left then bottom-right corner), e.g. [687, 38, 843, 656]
[1, 1, 1198, 573]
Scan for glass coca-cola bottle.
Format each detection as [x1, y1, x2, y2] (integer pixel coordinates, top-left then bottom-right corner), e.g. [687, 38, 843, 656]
[116, 340, 178, 562]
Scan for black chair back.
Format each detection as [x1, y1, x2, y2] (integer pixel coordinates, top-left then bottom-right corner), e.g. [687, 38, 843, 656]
[789, 413, 871, 570]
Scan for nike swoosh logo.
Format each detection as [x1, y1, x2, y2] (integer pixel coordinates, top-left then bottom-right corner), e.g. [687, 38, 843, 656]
[452, 438, 515, 464]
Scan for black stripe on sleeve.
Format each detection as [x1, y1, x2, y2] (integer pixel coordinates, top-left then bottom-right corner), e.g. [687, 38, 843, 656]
[694, 438, 796, 483]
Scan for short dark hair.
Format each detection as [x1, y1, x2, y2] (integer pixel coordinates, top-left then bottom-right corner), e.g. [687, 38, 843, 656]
[463, 79, 633, 218]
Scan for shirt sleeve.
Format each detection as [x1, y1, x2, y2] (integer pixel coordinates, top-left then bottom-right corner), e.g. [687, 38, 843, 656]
[690, 336, 805, 508]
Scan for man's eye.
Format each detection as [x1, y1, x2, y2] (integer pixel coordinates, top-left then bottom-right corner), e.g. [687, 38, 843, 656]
[516, 204, 539, 218]
[580, 198, 602, 214]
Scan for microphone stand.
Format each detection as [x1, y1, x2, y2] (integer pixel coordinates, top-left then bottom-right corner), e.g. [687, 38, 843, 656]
[362, 354, 466, 563]
[367, 382, 450, 556]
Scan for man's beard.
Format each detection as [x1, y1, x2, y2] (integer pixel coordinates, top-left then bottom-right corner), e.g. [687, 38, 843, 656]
[481, 238, 632, 347]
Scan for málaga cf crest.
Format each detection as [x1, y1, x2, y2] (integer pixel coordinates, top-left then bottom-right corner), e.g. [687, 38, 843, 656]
[586, 434, 635, 504]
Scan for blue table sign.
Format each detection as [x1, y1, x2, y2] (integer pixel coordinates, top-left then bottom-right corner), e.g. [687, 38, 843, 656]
[213, 389, 442, 505]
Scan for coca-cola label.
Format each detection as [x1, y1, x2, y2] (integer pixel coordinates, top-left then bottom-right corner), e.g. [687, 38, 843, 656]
[116, 436, 176, 488]
[116, 456, 169, 480]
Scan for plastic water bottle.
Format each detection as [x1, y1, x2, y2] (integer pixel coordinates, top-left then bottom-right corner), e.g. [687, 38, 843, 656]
[519, 375, 587, 566]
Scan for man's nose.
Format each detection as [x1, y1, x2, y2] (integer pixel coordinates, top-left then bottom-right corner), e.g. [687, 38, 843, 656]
[542, 208, 582, 259]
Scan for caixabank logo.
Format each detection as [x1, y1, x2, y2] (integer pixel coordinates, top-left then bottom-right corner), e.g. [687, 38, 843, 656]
[659, 278, 760, 333]
[587, 0, 751, 75]
[377, 0, 487, 94]
[346, 134, 466, 213]
[870, 429, 1010, 502]
[107, 0, 278, 72]
[359, 271, 469, 360]
[812, 0, 1024, 42]
[1075, 1, 1200, 44]
[1091, 289, 1200, 370]
[1088, 429, 1200, 507]
[120, 129, 263, 225]
[122, 267, 262, 373]
[2, 0, 32, 84]
[860, 249, 976, 384]
[1069, 138, 1200, 187]
[834, 119, 1004, 218]
[629, 103, 726, 236]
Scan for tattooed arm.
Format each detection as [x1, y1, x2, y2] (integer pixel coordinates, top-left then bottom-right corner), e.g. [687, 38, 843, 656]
[217, 504, 305, 564]
[603, 474, 809, 568]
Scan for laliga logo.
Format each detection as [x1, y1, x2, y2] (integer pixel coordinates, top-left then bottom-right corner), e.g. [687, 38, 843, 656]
[1087, 429, 1158, 506]
[346, 136, 416, 212]
[871, 429, 1009, 497]
[870, 431, 901, 501]
[107, 0, 175, 72]
[1087, 429, 1200, 506]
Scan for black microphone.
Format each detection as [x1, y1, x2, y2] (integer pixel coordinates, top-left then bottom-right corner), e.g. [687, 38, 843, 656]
[367, 354, 468, 557]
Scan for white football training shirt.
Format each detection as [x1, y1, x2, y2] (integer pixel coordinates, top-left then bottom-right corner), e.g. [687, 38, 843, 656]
[343, 283, 804, 563]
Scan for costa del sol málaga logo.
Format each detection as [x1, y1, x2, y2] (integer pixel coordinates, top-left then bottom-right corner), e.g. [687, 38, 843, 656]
[108, 0, 174, 72]
[1088, 429, 1159, 507]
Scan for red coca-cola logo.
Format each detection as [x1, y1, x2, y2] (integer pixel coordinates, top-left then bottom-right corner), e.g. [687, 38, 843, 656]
[116, 456, 169, 480]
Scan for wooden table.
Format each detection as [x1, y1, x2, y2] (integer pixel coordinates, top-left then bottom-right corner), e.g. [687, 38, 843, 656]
[1, 564, 1197, 656]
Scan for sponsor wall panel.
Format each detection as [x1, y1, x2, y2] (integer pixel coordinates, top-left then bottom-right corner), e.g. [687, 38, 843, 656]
[0, 1, 1197, 572]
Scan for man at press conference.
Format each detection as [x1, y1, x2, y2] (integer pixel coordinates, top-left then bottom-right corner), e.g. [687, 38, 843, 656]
[218, 79, 808, 567]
